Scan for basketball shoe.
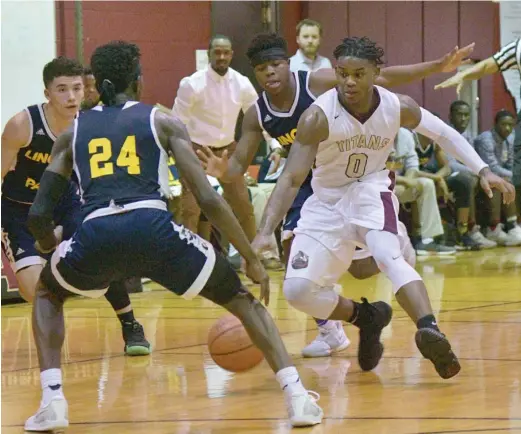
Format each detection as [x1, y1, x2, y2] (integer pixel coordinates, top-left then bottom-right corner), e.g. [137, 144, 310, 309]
[25, 397, 68, 432]
[301, 320, 350, 358]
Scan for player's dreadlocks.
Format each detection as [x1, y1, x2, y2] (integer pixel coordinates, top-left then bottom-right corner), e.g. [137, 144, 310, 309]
[42, 57, 84, 89]
[246, 33, 288, 67]
[333, 37, 385, 65]
[90, 41, 141, 106]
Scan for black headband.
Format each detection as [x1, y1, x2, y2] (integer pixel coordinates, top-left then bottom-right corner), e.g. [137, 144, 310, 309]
[250, 47, 287, 67]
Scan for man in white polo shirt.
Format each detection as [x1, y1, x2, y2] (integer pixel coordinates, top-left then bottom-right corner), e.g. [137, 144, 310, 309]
[173, 35, 258, 243]
[290, 19, 332, 72]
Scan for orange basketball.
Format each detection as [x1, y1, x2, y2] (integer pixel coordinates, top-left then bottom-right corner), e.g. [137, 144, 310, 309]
[208, 314, 265, 372]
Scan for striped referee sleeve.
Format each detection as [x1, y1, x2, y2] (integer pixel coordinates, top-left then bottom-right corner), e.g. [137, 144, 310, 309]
[493, 38, 520, 71]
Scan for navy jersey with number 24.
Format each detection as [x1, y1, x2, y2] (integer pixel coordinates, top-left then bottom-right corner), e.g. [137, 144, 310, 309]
[73, 101, 170, 216]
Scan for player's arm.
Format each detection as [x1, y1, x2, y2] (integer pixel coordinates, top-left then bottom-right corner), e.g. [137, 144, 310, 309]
[436, 39, 520, 91]
[435, 57, 498, 92]
[308, 43, 474, 95]
[196, 105, 264, 182]
[157, 112, 257, 263]
[257, 106, 326, 236]
[1, 111, 31, 179]
[27, 127, 75, 252]
[376, 43, 475, 88]
[398, 94, 516, 203]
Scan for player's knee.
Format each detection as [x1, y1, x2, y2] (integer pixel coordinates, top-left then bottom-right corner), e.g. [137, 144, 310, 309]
[381, 256, 421, 294]
[348, 257, 380, 279]
[283, 278, 338, 318]
[199, 253, 243, 306]
[39, 264, 72, 303]
[403, 240, 417, 268]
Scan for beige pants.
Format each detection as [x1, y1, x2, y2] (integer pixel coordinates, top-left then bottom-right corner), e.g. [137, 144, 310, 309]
[395, 178, 444, 239]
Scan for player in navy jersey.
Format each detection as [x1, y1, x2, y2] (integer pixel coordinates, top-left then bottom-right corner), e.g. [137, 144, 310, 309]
[198, 33, 475, 359]
[1, 56, 150, 356]
[24, 41, 323, 431]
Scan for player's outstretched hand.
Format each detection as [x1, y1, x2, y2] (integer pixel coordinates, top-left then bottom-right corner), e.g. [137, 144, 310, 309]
[438, 43, 475, 73]
[196, 146, 229, 179]
[34, 225, 63, 254]
[243, 256, 271, 306]
[479, 168, 516, 204]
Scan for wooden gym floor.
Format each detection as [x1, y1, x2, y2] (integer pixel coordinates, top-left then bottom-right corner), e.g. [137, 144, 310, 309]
[2, 248, 521, 434]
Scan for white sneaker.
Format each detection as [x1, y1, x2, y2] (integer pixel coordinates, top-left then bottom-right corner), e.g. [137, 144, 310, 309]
[486, 224, 510, 246]
[286, 390, 323, 427]
[24, 397, 69, 432]
[505, 225, 521, 246]
[301, 321, 350, 358]
[469, 226, 497, 249]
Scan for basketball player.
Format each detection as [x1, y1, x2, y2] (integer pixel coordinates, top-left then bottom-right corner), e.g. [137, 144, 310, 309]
[250, 37, 515, 378]
[24, 41, 322, 431]
[1, 56, 150, 356]
[197, 33, 472, 358]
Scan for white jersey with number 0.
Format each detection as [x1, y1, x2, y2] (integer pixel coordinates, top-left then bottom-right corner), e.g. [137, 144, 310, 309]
[311, 85, 401, 203]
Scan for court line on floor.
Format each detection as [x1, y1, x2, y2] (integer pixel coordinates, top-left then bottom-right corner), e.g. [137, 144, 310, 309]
[0, 326, 320, 374]
[415, 428, 521, 434]
[3, 301, 520, 373]
[158, 350, 521, 362]
[3, 315, 520, 324]
[2, 416, 520, 428]
[4, 299, 520, 311]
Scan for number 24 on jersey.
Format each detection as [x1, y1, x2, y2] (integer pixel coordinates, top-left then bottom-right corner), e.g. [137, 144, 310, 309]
[89, 136, 140, 178]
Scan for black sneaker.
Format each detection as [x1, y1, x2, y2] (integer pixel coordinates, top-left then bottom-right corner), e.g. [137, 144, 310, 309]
[415, 328, 461, 379]
[122, 321, 151, 356]
[456, 232, 482, 251]
[357, 298, 393, 371]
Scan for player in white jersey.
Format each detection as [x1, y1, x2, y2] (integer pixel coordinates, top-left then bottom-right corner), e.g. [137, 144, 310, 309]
[253, 37, 516, 379]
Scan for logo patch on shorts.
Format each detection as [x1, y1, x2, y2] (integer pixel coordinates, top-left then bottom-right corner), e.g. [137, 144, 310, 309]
[291, 251, 309, 269]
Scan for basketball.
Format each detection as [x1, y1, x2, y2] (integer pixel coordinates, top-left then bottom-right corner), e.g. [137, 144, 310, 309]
[208, 314, 265, 372]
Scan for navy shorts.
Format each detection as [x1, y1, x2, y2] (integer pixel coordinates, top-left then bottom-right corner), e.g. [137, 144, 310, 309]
[281, 180, 313, 239]
[1, 186, 81, 272]
[47, 208, 218, 299]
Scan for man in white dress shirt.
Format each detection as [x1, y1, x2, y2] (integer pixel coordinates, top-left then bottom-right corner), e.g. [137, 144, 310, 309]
[290, 19, 332, 72]
[173, 35, 258, 243]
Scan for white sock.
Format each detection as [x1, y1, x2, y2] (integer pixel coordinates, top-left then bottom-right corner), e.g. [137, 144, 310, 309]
[41, 369, 64, 405]
[276, 366, 306, 395]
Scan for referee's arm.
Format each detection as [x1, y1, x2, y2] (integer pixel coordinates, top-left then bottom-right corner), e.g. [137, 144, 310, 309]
[436, 38, 520, 91]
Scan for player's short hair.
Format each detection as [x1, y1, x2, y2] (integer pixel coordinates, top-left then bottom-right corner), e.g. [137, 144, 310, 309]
[209, 34, 232, 50]
[247, 33, 288, 62]
[42, 56, 84, 88]
[449, 100, 470, 113]
[495, 109, 515, 124]
[90, 41, 141, 105]
[296, 19, 323, 37]
[333, 36, 385, 66]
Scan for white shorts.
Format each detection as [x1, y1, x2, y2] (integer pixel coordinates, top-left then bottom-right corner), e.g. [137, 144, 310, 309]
[287, 179, 400, 286]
